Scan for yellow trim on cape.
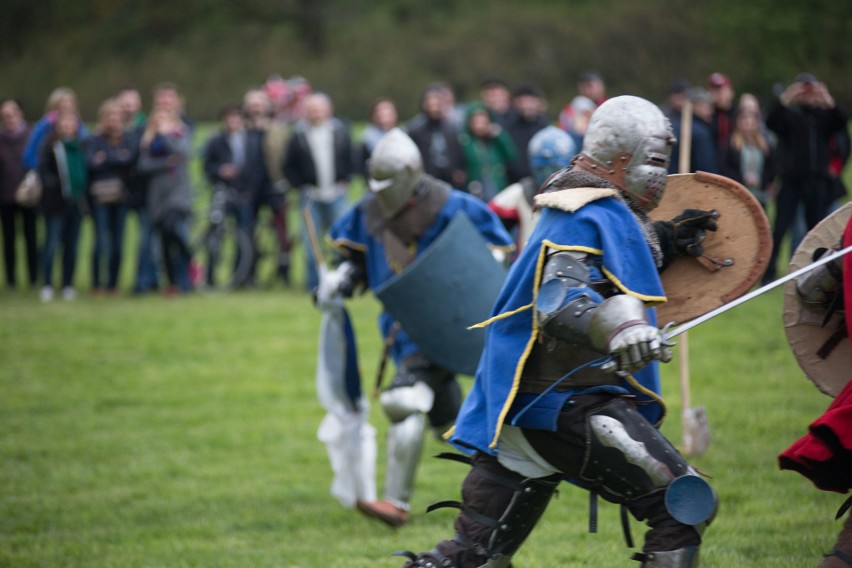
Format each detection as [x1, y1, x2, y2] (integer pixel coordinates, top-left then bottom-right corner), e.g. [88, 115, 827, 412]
[468, 303, 534, 330]
[329, 236, 367, 255]
[487, 240, 553, 449]
[601, 267, 667, 306]
[442, 424, 455, 440]
[488, 242, 518, 253]
[468, 241, 603, 330]
[539, 240, 604, 257]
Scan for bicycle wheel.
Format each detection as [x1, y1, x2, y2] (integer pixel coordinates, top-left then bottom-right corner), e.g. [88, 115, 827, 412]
[192, 221, 254, 290]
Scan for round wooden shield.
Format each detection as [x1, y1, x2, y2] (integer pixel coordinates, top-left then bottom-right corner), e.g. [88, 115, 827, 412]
[651, 171, 772, 325]
[782, 202, 852, 398]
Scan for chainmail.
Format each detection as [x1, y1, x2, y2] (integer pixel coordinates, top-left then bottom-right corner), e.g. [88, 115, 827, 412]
[543, 169, 663, 267]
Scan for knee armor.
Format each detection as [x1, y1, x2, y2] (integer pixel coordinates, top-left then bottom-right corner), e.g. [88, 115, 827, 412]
[582, 399, 696, 503]
[583, 399, 715, 567]
[381, 381, 435, 423]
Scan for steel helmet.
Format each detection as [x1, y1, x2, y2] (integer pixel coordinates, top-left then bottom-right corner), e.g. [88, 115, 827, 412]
[367, 128, 424, 218]
[528, 125, 577, 188]
[575, 95, 675, 211]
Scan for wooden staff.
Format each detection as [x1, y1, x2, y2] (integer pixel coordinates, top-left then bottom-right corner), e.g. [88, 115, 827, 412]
[302, 205, 326, 270]
[677, 99, 710, 457]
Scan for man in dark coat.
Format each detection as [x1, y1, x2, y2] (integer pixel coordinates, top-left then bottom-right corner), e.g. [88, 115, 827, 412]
[763, 72, 849, 283]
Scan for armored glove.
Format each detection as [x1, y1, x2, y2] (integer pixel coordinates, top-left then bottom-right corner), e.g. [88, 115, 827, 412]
[654, 209, 719, 270]
[589, 295, 673, 373]
[314, 261, 359, 311]
[796, 245, 844, 311]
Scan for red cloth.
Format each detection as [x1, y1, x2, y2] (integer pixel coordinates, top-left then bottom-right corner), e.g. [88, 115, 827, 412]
[778, 219, 852, 492]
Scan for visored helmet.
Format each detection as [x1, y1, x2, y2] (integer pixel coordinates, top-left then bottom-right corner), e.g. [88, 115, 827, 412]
[528, 125, 577, 188]
[368, 128, 424, 219]
[574, 95, 675, 211]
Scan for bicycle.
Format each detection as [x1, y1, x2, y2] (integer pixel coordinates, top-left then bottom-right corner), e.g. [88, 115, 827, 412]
[190, 184, 254, 290]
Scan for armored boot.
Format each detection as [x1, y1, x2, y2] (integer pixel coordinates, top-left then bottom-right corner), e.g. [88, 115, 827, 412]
[633, 547, 699, 567]
[357, 411, 427, 528]
[820, 513, 852, 567]
[357, 499, 408, 528]
[394, 453, 559, 568]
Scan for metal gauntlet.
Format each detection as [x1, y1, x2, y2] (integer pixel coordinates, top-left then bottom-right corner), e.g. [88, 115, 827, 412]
[588, 295, 671, 373]
[796, 246, 844, 311]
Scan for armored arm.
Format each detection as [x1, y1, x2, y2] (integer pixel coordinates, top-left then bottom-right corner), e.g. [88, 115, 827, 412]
[535, 251, 671, 373]
[796, 245, 844, 311]
[314, 251, 367, 310]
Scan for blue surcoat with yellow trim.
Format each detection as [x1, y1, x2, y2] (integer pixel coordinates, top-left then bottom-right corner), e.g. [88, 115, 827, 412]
[329, 190, 514, 365]
[449, 196, 668, 455]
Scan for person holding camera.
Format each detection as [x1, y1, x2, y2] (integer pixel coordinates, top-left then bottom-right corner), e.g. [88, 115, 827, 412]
[762, 72, 848, 284]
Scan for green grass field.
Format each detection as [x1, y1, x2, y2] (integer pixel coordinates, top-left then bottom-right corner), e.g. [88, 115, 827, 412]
[3, 133, 851, 566]
[0, 264, 847, 567]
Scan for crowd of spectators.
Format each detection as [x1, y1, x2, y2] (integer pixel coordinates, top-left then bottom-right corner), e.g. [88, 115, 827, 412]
[0, 71, 848, 300]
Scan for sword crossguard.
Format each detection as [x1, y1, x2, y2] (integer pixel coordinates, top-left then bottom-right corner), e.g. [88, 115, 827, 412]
[661, 321, 679, 345]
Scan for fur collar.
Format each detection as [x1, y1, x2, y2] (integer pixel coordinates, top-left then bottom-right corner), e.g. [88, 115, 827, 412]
[533, 187, 618, 212]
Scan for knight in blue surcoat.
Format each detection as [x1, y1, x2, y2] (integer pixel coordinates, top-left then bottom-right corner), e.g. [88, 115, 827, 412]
[317, 128, 514, 528]
[396, 96, 719, 568]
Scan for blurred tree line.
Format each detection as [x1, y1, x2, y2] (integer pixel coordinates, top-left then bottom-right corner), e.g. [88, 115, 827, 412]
[1, 0, 850, 123]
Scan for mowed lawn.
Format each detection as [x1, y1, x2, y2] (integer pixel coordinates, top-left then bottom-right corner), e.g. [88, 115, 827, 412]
[0, 268, 846, 568]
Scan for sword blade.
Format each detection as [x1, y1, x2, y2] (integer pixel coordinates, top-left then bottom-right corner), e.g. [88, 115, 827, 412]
[663, 243, 852, 342]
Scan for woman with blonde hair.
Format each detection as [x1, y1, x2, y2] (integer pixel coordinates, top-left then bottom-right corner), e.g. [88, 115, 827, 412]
[137, 107, 194, 295]
[720, 101, 777, 208]
[22, 87, 88, 170]
[37, 110, 88, 301]
[85, 98, 137, 295]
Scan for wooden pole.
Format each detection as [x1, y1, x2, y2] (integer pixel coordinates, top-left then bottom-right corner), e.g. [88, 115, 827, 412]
[677, 100, 698, 455]
[302, 205, 326, 270]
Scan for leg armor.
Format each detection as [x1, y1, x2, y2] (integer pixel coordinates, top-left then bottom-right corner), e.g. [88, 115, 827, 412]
[522, 395, 714, 566]
[358, 386, 428, 527]
[380, 355, 439, 509]
[384, 412, 427, 508]
[581, 398, 715, 566]
[397, 453, 561, 568]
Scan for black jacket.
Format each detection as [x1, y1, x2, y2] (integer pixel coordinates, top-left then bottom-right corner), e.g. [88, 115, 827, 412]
[404, 114, 465, 186]
[203, 128, 271, 198]
[282, 118, 354, 189]
[503, 111, 550, 183]
[766, 101, 848, 178]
